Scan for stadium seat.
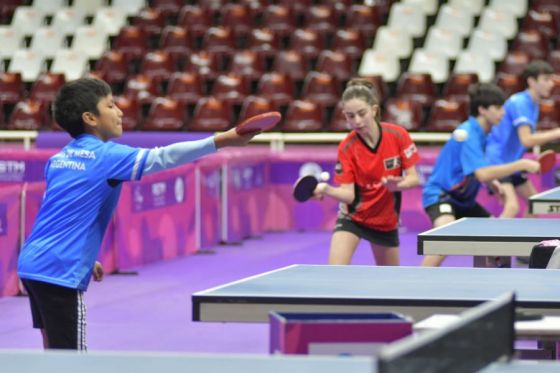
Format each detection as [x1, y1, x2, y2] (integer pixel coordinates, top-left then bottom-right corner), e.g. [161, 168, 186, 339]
[29, 73, 65, 105]
[387, 3, 426, 38]
[382, 97, 424, 131]
[151, 0, 183, 18]
[51, 8, 85, 37]
[537, 98, 560, 130]
[112, 0, 147, 17]
[184, 51, 222, 81]
[479, 8, 518, 40]
[488, 0, 528, 19]
[159, 26, 192, 67]
[454, 51, 495, 83]
[301, 71, 340, 108]
[11, 6, 44, 37]
[329, 102, 352, 132]
[435, 4, 474, 38]
[238, 96, 276, 123]
[256, 72, 295, 108]
[316, 50, 354, 83]
[288, 28, 324, 62]
[6, 99, 47, 130]
[282, 100, 324, 132]
[408, 49, 449, 84]
[345, 4, 381, 43]
[495, 72, 524, 97]
[92, 7, 127, 36]
[177, 5, 213, 46]
[358, 49, 400, 83]
[373, 26, 413, 60]
[0, 0, 23, 24]
[115, 95, 142, 131]
[29, 27, 65, 60]
[331, 29, 366, 61]
[396, 72, 437, 108]
[132, 8, 165, 38]
[443, 73, 479, 102]
[123, 74, 160, 106]
[143, 97, 187, 131]
[211, 73, 250, 106]
[0, 72, 23, 119]
[189, 97, 232, 132]
[262, 4, 296, 41]
[522, 10, 558, 41]
[166, 71, 205, 106]
[139, 50, 177, 84]
[229, 49, 266, 84]
[426, 99, 469, 132]
[202, 27, 236, 65]
[548, 50, 560, 73]
[402, 0, 438, 16]
[303, 5, 338, 37]
[94, 51, 129, 89]
[512, 30, 550, 60]
[72, 0, 104, 16]
[272, 50, 308, 83]
[71, 26, 109, 60]
[247, 28, 281, 61]
[498, 51, 531, 75]
[448, 0, 485, 16]
[467, 29, 508, 62]
[31, 0, 66, 16]
[423, 26, 463, 60]
[0, 26, 23, 62]
[8, 50, 44, 82]
[220, 3, 253, 43]
[276, 0, 312, 21]
[50, 50, 88, 81]
[114, 26, 150, 63]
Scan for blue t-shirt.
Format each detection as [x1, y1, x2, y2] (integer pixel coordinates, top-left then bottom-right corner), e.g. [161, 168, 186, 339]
[486, 90, 539, 165]
[423, 116, 490, 209]
[18, 134, 149, 290]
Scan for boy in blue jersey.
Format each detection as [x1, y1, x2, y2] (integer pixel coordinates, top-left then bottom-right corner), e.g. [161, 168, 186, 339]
[422, 83, 540, 267]
[17, 78, 259, 350]
[486, 60, 560, 218]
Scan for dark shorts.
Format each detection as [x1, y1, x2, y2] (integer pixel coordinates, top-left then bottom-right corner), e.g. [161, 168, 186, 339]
[21, 279, 86, 350]
[499, 171, 528, 187]
[424, 201, 491, 223]
[334, 217, 399, 247]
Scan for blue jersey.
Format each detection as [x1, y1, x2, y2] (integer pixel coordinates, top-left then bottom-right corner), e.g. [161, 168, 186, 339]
[486, 90, 538, 164]
[18, 134, 149, 290]
[423, 117, 490, 209]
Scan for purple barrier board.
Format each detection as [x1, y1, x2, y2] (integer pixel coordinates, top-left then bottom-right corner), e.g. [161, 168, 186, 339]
[269, 312, 413, 355]
[195, 153, 225, 250]
[0, 149, 56, 183]
[221, 148, 270, 243]
[113, 164, 196, 269]
[266, 148, 339, 232]
[0, 184, 22, 297]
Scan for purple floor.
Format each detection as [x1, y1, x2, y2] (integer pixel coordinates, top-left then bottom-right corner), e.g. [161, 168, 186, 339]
[0, 230, 473, 353]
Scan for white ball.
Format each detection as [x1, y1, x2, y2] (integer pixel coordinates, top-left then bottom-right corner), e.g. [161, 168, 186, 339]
[453, 128, 469, 142]
[320, 171, 330, 181]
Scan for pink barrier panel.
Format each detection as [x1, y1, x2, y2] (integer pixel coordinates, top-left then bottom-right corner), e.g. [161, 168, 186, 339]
[196, 153, 225, 250]
[0, 184, 22, 297]
[0, 149, 56, 183]
[23, 182, 117, 273]
[114, 164, 196, 269]
[221, 148, 270, 243]
[265, 148, 339, 232]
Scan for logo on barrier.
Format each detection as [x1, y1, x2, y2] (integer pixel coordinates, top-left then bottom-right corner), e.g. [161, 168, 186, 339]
[0, 161, 25, 182]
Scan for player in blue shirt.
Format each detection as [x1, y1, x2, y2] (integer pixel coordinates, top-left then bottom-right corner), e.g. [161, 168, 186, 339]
[486, 60, 560, 219]
[422, 83, 540, 267]
[17, 78, 259, 350]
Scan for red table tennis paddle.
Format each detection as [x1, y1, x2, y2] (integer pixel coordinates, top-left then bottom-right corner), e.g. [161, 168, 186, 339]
[293, 175, 319, 202]
[538, 150, 556, 174]
[235, 111, 282, 135]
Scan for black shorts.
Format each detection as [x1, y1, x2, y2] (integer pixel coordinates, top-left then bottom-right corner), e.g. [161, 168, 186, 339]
[21, 279, 87, 350]
[334, 217, 399, 247]
[499, 171, 528, 187]
[424, 202, 491, 223]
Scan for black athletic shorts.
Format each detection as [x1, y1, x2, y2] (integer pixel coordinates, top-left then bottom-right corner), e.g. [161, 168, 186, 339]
[334, 217, 399, 247]
[499, 171, 528, 187]
[424, 201, 491, 223]
[21, 279, 87, 350]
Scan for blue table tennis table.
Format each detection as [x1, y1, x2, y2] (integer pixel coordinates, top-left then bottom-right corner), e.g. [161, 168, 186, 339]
[192, 264, 560, 323]
[530, 186, 560, 214]
[417, 217, 560, 262]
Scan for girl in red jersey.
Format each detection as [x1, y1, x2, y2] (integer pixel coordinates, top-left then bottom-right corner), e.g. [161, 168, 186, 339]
[314, 79, 420, 265]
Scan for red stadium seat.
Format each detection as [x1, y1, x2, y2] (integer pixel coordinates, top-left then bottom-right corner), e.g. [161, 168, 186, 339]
[396, 73, 438, 108]
[442, 73, 479, 103]
[95, 51, 129, 89]
[123, 74, 160, 106]
[211, 73, 250, 106]
[272, 50, 308, 83]
[345, 4, 381, 43]
[276, 0, 312, 20]
[29, 73, 65, 106]
[303, 5, 338, 37]
[256, 72, 295, 108]
[329, 102, 352, 132]
[139, 50, 177, 84]
[548, 50, 560, 73]
[132, 8, 166, 38]
[201, 27, 236, 66]
[177, 5, 213, 47]
[166, 72, 205, 106]
[499, 51, 531, 75]
[537, 98, 560, 130]
[247, 28, 281, 61]
[495, 72, 524, 98]
[331, 28, 367, 61]
[0, 72, 23, 105]
[262, 5, 296, 40]
[426, 99, 469, 132]
[151, 0, 183, 18]
[143, 97, 187, 131]
[160, 26, 193, 66]
[115, 96, 141, 131]
[316, 50, 354, 83]
[301, 71, 340, 108]
[288, 28, 324, 61]
[189, 97, 232, 132]
[512, 30, 550, 60]
[229, 49, 266, 84]
[6, 99, 47, 130]
[282, 100, 324, 132]
[522, 10, 559, 41]
[114, 26, 150, 63]
[183, 50, 222, 81]
[382, 97, 424, 131]
[220, 3, 254, 43]
[238, 96, 276, 123]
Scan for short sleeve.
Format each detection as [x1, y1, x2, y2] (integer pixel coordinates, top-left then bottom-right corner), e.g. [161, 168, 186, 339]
[398, 129, 420, 169]
[104, 142, 149, 181]
[461, 133, 489, 175]
[509, 99, 535, 128]
[334, 143, 355, 184]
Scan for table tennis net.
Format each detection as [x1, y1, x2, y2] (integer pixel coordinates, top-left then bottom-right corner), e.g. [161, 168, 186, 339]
[377, 292, 516, 373]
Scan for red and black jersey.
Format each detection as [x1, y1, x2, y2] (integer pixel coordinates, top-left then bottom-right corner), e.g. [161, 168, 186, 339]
[334, 122, 420, 231]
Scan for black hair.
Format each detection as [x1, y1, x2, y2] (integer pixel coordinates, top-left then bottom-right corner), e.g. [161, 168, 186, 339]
[522, 60, 554, 83]
[341, 78, 381, 122]
[53, 78, 112, 138]
[468, 83, 506, 116]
